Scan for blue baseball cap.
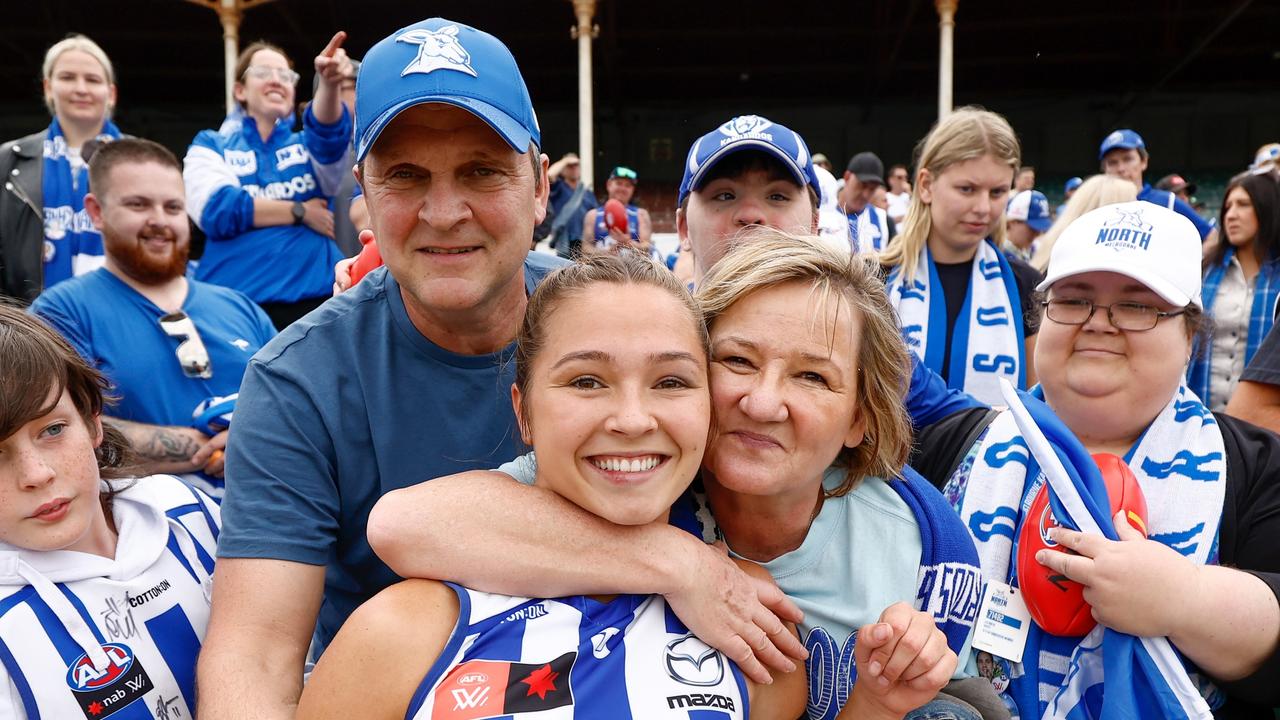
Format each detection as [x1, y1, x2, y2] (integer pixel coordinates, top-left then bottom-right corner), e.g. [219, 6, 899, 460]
[1064, 176, 1083, 193]
[678, 115, 821, 206]
[1098, 129, 1145, 160]
[354, 18, 540, 161]
[1007, 190, 1053, 233]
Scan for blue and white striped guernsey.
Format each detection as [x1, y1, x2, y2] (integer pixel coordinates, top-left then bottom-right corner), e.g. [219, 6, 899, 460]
[0, 475, 219, 720]
[408, 585, 748, 720]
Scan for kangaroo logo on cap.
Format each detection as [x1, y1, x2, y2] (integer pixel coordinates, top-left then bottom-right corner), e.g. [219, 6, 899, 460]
[718, 115, 772, 141]
[1096, 206, 1154, 251]
[396, 25, 477, 78]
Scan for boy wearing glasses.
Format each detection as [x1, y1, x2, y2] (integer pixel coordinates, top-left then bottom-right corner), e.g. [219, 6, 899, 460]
[31, 138, 275, 498]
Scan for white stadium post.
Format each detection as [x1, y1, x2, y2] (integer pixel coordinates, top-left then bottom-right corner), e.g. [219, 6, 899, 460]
[936, 0, 958, 120]
[571, 0, 599, 191]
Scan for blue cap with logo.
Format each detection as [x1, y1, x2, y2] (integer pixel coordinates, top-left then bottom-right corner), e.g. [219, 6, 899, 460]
[354, 18, 540, 161]
[1064, 176, 1083, 193]
[1098, 129, 1145, 161]
[1007, 190, 1053, 233]
[678, 115, 821, 206]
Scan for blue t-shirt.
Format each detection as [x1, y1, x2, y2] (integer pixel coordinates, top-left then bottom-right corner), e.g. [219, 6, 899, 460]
[183, 106, 352, 303]
[1138, 184, 1213, 240]
[31, 270, 274, 495]
[217, 254, 566, 653]
[31, 269, 274, 425]
[547, 179, 596, 244]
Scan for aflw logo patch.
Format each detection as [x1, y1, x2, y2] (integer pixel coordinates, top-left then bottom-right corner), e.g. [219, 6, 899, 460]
[431, 652, 575, 720]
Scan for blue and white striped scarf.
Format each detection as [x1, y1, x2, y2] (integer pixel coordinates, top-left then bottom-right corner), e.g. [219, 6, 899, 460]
[40, 117, 120, 288]
[951, 381, 1223, 719]
[1188, 248, 1280, 408]
[886, 239, 1026, 406]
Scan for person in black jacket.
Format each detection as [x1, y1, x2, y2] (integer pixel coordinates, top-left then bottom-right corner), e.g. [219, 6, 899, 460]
[910, 201, 1280, 719]
[1, 34, 120, 302]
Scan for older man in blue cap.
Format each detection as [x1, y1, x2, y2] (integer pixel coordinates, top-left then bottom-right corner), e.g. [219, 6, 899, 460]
[194, 19, 566, 718]
[196, 21, 809, 719]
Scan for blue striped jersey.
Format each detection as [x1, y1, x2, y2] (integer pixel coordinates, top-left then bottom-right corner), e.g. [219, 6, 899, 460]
[408, 585, 748, 720]
[0, 475, 219, 720]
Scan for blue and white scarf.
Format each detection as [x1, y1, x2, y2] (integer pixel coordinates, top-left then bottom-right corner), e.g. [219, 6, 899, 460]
[1188, 248, 1280, 408]
[951, 381, 1223, 719]
[847, 206, 890, 255]
[685, 468, 982, 659]
[40, 117, 120, 288]
[886, 239, 1026, 406]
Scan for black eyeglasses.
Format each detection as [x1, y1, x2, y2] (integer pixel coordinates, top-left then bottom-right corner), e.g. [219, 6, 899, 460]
[158, 311, 212, 378]
[1041, 298, 1186, 332]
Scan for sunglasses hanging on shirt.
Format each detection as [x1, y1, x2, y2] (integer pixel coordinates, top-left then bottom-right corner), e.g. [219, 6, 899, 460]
[158, 311, 213, 379]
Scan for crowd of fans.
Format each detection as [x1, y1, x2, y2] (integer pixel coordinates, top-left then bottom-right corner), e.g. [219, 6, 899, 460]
[1, 17, 1280, 720]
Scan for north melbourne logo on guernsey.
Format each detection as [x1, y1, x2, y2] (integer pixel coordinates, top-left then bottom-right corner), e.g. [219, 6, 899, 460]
[717, 115, 773, 146]
[396, 25, 477, 77]
[1095, 205, 1154, 251]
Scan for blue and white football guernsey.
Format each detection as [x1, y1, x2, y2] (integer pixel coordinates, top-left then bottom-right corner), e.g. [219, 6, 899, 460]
[183, 106, 351, 304]
[0, 475, 219, 719]
[592, 203, 641, 251]
[409, 586, 748, 719]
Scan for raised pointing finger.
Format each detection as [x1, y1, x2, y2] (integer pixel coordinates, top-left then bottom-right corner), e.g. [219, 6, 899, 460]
[320, 31, 347, 58]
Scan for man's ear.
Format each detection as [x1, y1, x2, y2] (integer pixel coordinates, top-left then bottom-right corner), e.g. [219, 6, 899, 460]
[84, 193, 106, 231]
[676, 207, 692, 252]
[532, 152, 551, 226]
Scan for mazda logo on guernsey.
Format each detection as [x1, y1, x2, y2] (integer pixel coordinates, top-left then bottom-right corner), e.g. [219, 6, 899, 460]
[396, 25, 477, 77]
[665, 634, 724, 687]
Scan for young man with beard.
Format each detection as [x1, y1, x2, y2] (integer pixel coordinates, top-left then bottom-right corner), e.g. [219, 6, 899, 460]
[30, 138, 275, 498]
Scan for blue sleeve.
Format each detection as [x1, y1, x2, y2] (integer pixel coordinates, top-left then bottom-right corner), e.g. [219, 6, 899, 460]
[302, 104, 352, 165]
[201, 185, 257, 240]
[905, 354, 985, 428]
[29, 293, 94, 364]
[217, 357, 338, 564]
[1171, 196, 1213, 240]
[247, 300, 277, 345]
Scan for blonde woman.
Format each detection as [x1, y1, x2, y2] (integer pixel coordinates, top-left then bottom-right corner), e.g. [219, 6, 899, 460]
[1030, 174, 1138, 271]
[879, 107, 1041, 406]
[1, 35, 120, 301]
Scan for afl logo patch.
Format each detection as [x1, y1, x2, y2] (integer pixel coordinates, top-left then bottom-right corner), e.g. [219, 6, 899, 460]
[65, 643, 155, 719]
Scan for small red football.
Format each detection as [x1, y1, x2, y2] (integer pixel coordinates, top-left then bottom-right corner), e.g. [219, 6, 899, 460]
[348, 233, 383, 286]
[1016, 453, 1148, 637]
[603, 198, 629, 235]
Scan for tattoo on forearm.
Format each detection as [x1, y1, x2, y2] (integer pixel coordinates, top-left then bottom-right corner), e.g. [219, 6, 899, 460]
[140, 429, 201, 462]
[109, 419, 200, 462]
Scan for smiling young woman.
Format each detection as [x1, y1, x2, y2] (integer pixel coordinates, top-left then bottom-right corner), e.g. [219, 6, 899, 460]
[1, 34, 121, 301]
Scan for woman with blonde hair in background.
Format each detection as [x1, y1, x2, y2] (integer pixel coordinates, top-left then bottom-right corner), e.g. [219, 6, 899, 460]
[879, 107, 1042, 406]
[1030, 174, 1138, 271]
[0, 35, 121, 301]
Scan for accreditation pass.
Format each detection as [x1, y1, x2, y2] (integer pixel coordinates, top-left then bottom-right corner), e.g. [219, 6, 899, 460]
[971, 580, 1031, 664]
